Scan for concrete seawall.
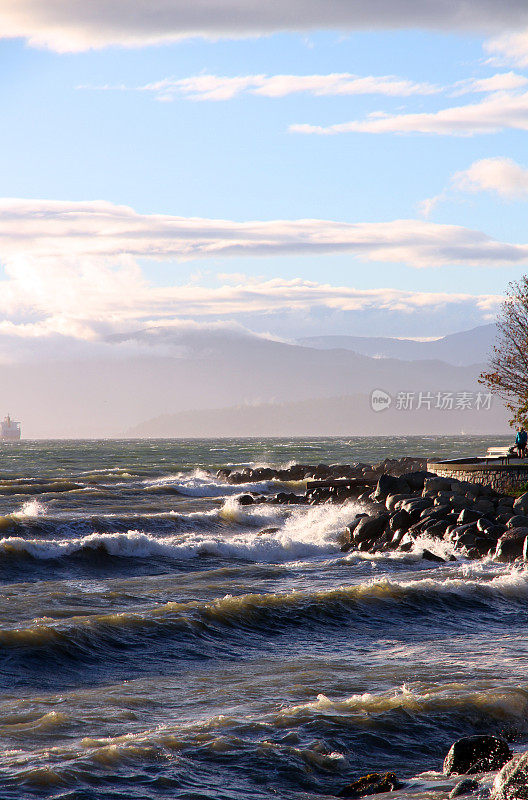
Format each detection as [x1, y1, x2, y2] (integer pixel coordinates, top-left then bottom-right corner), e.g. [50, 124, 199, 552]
[428, 458, 528, 494]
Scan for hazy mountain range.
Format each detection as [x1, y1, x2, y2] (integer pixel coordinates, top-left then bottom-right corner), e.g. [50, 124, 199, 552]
[299, 323, 497, 366]
[0, 322, 507, 438]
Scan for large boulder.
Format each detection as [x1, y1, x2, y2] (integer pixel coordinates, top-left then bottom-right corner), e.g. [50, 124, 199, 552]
[457, 509, 483, 525]
[492, 752, 528, 800]
[402, 471, 430, 491]
[423, 519, 451, 538]
[373, 474, 411, 500]
[444, 736, 512, 776]
[495, 528, 528, 561]
[400, 497, 434, 520]
[352, 514, 389, 546]
[474, 498, 496, 516]
[338, 772, 402, 798]
[507, 515, 528, 529]
[513, 493, 528, 515]
[386, 493, 414, 513]
[389, 509, 411, 533]
[340, 515, 369, 550]
[424, 477, 453, 493]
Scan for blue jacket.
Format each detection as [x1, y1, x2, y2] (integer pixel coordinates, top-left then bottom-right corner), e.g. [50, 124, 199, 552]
[516, 430, 528, 446]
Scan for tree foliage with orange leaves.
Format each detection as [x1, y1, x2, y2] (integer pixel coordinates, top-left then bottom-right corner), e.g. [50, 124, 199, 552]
[480, 277, 528, 427]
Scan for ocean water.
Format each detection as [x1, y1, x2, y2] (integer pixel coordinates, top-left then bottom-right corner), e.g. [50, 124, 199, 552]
[0, 435, 525, 800]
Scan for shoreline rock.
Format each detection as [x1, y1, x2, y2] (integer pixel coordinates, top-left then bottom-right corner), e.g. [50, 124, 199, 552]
[227, 457, 528, 562]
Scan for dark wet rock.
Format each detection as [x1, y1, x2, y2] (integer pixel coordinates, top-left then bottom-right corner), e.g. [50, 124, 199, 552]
[424, 477, 453, 493]
[340, 515, 369, 551]
[450, 778, 480, 797]
[352, 514, 389, 545]
[444, 735, 512, 776]
[400, 497, 434, 521]
[476, 517, 495, 533]
[457, 509, 483, 525]
[257, 527, 280, 535]
[448, 522, 479, 541]
[491, 752, 528, 800]
[402, 470, 430, 491]
[513, 492, 528, 515]
[275, 492, 304, 505]
[373, 474, 411, 500]
[472, 537, 496, 557]
[506, 515, 528, 529]
[357, 491, 373, 504]
[337, 772, 402, 798]
[474, 498, 496, 515]
[386, 493, 415, 513]
[422, 549, 445, 563]
[238, 494, 255, 505]
[495, 528, 528, 561]
[479, 523, 505, 540]
[421, 505, 450, 523]
[423, 520, 450, 538]
[389, 509, 411, 533]
[391, 529, 406, 547]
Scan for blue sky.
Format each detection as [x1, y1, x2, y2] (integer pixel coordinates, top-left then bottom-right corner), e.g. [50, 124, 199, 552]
[2, 1, 528, 357]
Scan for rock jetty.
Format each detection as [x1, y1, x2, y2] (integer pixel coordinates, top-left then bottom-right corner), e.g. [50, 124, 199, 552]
[219, 457, 528, 562]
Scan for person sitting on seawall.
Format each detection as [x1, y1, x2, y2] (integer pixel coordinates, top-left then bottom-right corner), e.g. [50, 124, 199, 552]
[515, 426, 528, 458]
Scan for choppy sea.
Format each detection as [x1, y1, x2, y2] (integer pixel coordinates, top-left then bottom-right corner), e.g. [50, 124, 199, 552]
[1, 434, 526, 800]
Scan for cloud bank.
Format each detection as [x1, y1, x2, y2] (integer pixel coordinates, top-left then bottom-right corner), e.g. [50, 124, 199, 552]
[1, 1, 528, 52]
[0, 197, 508, 356]
[0, 198, 526, 272]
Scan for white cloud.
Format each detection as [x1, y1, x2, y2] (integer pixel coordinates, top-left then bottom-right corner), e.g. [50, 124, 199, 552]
[0, 279, 502, 354]
[1, 1, 528, 52]
[452, 157, 528, 198]
[0, 199, 526, 275]
[104, 72, 440, 102]
[420, 156, 528, 215]
[453, 71, 528, 95]
[485, 29, 528, 68]
[291, 89, 528, 136]
[0, 197, 512, 354]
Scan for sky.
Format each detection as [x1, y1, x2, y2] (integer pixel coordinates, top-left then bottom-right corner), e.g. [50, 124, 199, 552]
[3, 0, 528, 362]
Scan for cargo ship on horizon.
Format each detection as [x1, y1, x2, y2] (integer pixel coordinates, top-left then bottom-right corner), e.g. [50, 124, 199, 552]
[1, 415, 21, 441]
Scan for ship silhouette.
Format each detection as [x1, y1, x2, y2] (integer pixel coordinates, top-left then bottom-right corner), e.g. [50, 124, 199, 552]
[0, 414, 21, 441]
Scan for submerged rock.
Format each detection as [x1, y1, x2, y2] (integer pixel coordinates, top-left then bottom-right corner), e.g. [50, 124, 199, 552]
[444, 735, 512, 776]
[337, 772, 402, 798]
[421, 548, 445, 563]
[450, 778, 480, 797]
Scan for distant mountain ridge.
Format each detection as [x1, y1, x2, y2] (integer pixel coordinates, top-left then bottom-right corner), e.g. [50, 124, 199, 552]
[1, 323, 505, 437]
[127, 392, 509, 438]
[298, 323, 497, 366]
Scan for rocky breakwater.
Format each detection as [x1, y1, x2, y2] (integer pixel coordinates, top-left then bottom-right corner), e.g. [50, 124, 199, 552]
[341, 471, 528, 562]
[218, 457, 528, 563]
[217, 457, 428, 485]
